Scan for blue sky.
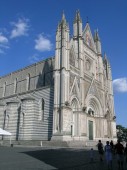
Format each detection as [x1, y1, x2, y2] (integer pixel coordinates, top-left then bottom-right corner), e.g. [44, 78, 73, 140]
[0, 0, 127, 127]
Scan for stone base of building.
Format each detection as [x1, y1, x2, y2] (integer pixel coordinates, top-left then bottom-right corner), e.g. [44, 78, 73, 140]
[0, 137, 118, 148]
[51, 134, 118, 147]
[52, 133, 88, 141]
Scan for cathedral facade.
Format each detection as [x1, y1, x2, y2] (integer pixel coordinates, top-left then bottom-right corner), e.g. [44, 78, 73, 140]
[0, 12, 117, 143]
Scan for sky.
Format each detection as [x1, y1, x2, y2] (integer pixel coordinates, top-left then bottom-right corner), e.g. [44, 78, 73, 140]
[0, 0, 127, 127]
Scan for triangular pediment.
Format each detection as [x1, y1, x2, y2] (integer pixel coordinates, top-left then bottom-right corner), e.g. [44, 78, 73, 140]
[70, 76, 80, 98]
[86, 78, 101, 102]
[72, 85, 77, 95]
[83, 23, 96, 52]
[89, 83, 98, 96]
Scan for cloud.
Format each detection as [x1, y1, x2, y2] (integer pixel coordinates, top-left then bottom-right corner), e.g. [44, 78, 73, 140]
[0, 33, 9, 54]
[10, 18, 29, 38]
[0, 33, 8, 43]
[113, 78, 127, 93]
[28, 54, 48, 64]
[35, 34, 52, 52]
[28, 54, 41, 63]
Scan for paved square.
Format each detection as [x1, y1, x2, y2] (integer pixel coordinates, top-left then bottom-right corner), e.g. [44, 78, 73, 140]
[0, 146, 127, 170]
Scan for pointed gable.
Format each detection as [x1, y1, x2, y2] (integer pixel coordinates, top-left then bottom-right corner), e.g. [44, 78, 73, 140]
[70, 76, 80, 98]
[85, 77, 102, 105]
[83, 23, 96, 52]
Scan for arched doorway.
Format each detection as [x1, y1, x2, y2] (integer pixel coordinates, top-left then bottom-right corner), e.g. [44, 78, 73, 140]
[86, 95, 103, 140]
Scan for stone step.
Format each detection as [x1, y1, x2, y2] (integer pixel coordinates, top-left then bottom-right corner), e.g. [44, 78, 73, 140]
[1, 140, 99, 148]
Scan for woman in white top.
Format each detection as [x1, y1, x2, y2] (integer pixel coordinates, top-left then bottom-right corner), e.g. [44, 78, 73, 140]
[105, 141, 112, 169]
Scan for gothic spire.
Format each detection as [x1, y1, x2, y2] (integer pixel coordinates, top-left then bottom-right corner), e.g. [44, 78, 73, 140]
[103, 53, 107, 62]
[61, 11, 67, 25]
[103, 53, 110, 68]
[94, 29, 101, 54]
[74, 10, 82, 23]
[77, 10, 82, 22]
[94, 29, 100, 42]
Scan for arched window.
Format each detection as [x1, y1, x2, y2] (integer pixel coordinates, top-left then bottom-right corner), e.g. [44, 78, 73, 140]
[3, 82, 6, 97]
[6, 114, 9, 128]
[26, 74, 30, 91]
[14, 78, 18, 94]
[39, 98, 45, 121]
[86, 60, 91, 71]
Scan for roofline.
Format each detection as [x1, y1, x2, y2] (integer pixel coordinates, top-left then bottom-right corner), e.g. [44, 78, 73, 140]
[0, 56, 55, 79]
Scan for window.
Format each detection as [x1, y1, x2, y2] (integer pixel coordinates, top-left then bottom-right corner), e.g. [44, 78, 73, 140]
[3, 82, 6, 97]
[39, 98, 45, 121]
[14, 78, 18, 94]
[6, 114, 9, 128]
[26, 74, 30, 91]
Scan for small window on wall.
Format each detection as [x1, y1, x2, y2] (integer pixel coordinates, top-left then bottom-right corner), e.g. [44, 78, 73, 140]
[14, 78, 18, 94]
[6, 115, 9, 128]
[3, 82, 6, 97]
[39, 98, 45, 121]
[26, 74, 30, 91]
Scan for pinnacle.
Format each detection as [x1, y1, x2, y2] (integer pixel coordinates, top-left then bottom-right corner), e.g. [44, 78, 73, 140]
[74, 10, 82, 23]
[61, 11, 67, 25]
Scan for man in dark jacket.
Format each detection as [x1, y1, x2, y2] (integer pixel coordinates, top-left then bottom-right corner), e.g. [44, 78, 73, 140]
[115, 140, 124, 170]
[97, 140, 104, 162]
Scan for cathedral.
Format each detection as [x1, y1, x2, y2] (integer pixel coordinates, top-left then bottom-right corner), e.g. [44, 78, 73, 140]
[0, 11, 117, 144]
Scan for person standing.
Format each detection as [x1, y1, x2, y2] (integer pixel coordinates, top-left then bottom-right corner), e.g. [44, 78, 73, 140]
[97, 140, 104, 162]
[110, 140, 114, 154]
[124, 143, 127, 163]
[105, 141, 113, 169]
[115, 140, 124, 170]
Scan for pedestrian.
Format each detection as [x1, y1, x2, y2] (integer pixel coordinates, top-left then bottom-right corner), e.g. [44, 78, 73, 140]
[110, 140, 114, 154]
[105, 141, 112, 169]
[115, 139, 124, 170]
[89, 148, 94, 162]
[97, 140, 104, 162]
[124, 143, 127, 163]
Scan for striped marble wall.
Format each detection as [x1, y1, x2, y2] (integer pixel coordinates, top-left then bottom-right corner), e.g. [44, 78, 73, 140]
[0, 86, 54, 141]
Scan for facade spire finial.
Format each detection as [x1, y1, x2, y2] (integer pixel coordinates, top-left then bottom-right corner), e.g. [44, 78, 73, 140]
[62, 10, 65, 20]
[104, 52, 107, 61]
[61, 10, 66, 25]
[77, 10, 82, 22]
[73, 10, 78, 23]
[94, 29, 100, 42]
[74, 10, 82, 23]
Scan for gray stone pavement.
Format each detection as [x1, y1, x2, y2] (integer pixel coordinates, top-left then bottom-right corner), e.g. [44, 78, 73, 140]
[0, 146, 127, 170]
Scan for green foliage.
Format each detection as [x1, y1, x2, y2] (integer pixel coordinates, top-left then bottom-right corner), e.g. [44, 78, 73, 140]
[116, 125, 127, 142]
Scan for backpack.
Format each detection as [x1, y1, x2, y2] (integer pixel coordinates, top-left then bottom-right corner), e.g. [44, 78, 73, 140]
[98, 143, 104, 153]
[98, 143, 103, 150]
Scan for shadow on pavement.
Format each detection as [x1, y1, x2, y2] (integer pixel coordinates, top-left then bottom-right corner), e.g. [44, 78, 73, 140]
[21, 148, 98, 169]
